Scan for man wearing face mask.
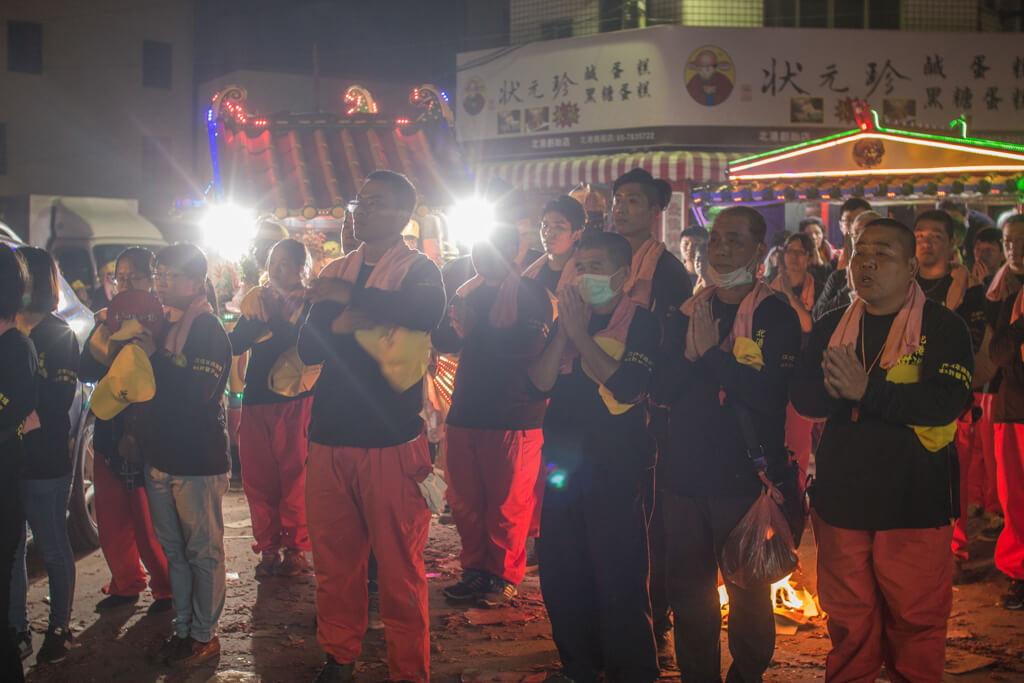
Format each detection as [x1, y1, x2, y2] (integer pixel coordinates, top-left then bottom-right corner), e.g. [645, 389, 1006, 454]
[655, 206, 801, 682]
[611, 167, 692, 668]
[528, 230, 661, 683]
[433, 224, 553, 607]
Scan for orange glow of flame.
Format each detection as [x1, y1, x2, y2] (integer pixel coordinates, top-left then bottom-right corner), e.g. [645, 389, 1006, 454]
[719, 574, 819, 619]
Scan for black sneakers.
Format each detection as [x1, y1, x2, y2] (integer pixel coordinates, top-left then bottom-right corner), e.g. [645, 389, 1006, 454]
[36, 626, 71, 664]
[479, 576, 518, 607]
[313, 654, 356, 682]
[1003, 579, 1024, 610]
[442, 569, 490, 601]
[95, 593, 139, 611]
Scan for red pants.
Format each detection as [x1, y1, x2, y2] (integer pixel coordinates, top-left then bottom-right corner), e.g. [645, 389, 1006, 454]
[94, 453, 171, 599]
[238, 398, 313, 553]
[307, 437, 432, 682]
[785, 402, 814, 482]
[445, 426, 542, 584]
[952, 393, 1001, 559]
[813, 512, 953, 683]
[993, 423, 1024, 580]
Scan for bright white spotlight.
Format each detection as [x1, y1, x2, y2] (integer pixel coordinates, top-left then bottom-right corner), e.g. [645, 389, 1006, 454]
[200, 204, 255, 262]
[446, 197, 495, 248]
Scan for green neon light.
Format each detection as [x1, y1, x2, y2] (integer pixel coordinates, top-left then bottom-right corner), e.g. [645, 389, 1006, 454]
[732, 109, 1024, 170]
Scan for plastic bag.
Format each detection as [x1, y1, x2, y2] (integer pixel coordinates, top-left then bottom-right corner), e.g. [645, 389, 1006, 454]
[720, 489, 799, 590]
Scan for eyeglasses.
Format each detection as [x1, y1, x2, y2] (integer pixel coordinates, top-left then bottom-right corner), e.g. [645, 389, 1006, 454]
[347, 198, 384, 213]
[114, 273, 153, 287]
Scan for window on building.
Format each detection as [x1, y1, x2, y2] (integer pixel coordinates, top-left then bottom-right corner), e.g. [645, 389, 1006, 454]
[540, 18, 573, 39]
[142, 40, 172, 88]
[7, 21, 43, 74]
[764, 0, 900, 28]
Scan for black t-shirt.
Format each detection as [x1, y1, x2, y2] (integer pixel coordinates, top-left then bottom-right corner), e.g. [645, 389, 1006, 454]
[435, 278, 552, 430]
[792, 299, 974, 530]
[655, 292, 801, 498]
[537, 305, 659, 489]
[650, 250, 693, 317]
[137, 313, 232, 476]
[22, 314, 79, 479]
[812, 268, 851, 322]
[298, 257, 446, 448]
[916, 274, 987, 352]
[0, 328, 38, 466]
[228, 299, 312, 406]
[535, 262, 564, 295]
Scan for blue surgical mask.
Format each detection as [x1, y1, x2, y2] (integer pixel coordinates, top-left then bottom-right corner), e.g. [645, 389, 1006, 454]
[577, 268, 623, 307]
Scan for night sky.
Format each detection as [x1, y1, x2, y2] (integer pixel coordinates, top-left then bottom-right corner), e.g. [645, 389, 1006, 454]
[195, 0, 466, 91]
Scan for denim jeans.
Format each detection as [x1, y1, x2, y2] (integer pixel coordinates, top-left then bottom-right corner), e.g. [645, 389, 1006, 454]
[145, 466, 229, 643]
[8, 472, 76, 633]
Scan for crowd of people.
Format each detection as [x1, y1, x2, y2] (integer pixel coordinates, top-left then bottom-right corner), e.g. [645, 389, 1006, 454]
[0, 168, 1022, 682]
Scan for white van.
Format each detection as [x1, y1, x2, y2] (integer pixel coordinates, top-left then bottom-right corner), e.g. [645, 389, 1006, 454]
[26, 195, 167, 291]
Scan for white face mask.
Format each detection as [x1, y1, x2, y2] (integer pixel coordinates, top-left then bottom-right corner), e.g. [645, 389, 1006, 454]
[706, 263, 754, 289]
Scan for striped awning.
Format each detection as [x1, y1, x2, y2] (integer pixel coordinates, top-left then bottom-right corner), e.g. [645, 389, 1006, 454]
[472, 151, 738, 191]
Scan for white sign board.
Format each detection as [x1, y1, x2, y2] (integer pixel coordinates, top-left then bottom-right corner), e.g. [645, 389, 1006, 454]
[456, 25, 1024, 158]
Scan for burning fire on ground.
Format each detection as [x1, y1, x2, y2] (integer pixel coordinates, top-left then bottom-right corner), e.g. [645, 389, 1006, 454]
[719, 574, 822, 633]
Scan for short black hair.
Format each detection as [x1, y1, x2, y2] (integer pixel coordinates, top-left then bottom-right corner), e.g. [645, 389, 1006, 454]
[716, 205, 767, 244]
[975, 227, 1003, 246]
[680, 225, 708, 242]
[937, 199, 967, 215]
[543, 195, 586, 232]
[269, 238, 312, 281]
[17, 246, 59, 313]
[1002, 213, 1024, 229]
[116, 246, 155, 278]
[798, 216, 825, 233]
[0, 245, 29, 320]
[366, 170, 417, 216]
[578, 229, 633, 270]
[785, 232, 815, 254]
[612, 168, 672, 210]
[157, 242, 209, 282]
[840, 197, 872, 216]
[861, 218, 916, 259]
[914, 209, 956, 240]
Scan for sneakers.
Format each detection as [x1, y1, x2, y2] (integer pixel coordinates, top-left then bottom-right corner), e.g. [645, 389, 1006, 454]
[980, 515, 1005, 542]
[95, 593, 139, 611]
[1003, 579, 1024, 610]
[278, 548, 309, 577]
[655, 628, 677, 672]
[9, 629, 31, 661]
[367, 591, 384, 631]
[443, 569, 490, 602]
[168, 635, 221, 669]
[255, 550, 280, 578]
[36, 626, 71, 664]
[147, 597, 174, 615]
[479, 576, 518, 607]
[313, 654, 356, 682]
[153, 635, 189, 665]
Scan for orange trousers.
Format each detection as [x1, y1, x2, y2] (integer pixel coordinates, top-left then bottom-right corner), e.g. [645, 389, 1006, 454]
[94, 453, 171, 599]
[306, 437, 432, 682]
[993, 422, 1024, 580]
[813, 512, 953, 682]
[445, 426, 542, 584]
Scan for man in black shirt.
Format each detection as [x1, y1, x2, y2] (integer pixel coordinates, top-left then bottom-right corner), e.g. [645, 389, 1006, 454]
[656, 206, 800, 682]
[298, 171, 445, 683]
[792, 218, 973, 680]
[611, 167, 692, 665]
[434, 224, 552, 607]
[529, 230, 660, 683]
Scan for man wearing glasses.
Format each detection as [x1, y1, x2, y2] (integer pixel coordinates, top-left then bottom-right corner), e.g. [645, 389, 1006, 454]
[298, 171, 446, 683]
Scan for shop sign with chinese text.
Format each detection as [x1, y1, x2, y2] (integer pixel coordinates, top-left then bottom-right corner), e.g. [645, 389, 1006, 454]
[456, 25, 1024, 158]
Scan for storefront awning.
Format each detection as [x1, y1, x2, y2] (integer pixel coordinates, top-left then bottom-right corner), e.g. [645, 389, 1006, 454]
[472, 151, 738, 191]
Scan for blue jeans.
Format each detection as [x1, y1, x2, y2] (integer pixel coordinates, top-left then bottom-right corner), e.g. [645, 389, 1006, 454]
[145, 466, 228, 643]
[8, 473, 76, 632]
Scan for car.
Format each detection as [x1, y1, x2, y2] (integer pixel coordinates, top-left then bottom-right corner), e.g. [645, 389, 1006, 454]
[3, 227, 99, 551]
